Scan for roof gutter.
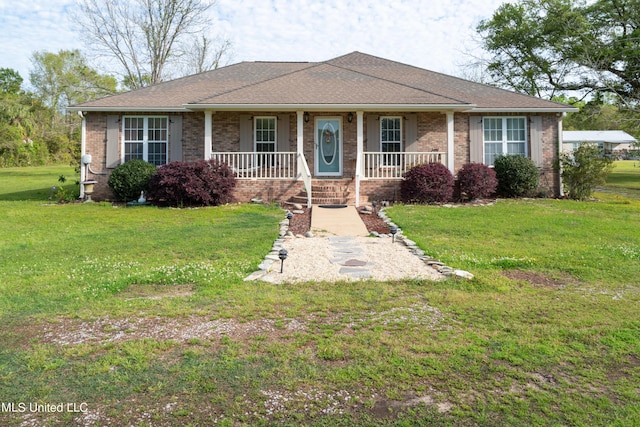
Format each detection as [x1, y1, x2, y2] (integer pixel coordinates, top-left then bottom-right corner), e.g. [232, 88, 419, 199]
[471, 107, 579, 113]
[183, 103, 477, 112]
[66, 104, 579, 114]
[66, 106, 190, 112]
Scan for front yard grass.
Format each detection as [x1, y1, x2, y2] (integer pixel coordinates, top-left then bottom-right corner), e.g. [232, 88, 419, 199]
[0, 165, 77, 201]
[0, 166, 639, 426]
[598, 159, 640, 200]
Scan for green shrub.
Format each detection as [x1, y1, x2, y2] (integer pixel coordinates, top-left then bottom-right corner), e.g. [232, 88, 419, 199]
[559, 144, 613, 200]
[107, 159, 157, 201]
[493, 155, 539, 198]
[147, 160, 236, 207]
[457, 162, 498, 201]
[400, 162, 454, 203]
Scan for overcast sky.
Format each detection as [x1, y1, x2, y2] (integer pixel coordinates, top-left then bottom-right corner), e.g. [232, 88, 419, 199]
[0, 0, 510, 88]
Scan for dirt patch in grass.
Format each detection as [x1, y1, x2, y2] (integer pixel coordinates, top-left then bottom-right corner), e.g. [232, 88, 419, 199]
[36, 304, 448, 346]
[117, 283, 196, 300]
[39, 315, 307, 345]
[503, 270, 576, 288]
[372, 393, 452, 419]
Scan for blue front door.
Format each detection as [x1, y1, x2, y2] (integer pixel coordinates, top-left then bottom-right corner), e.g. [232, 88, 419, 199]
[316, 118, 342, 176]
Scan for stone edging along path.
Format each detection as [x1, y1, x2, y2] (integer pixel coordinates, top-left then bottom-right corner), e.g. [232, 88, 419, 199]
[244, 208, 474, 282]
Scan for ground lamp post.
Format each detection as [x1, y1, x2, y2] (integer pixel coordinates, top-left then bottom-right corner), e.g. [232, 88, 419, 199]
[286, 212, 293, 225]
[372, 200, 377, 214]
[279, 248, 288, 273]
[390, 225, 398, 243]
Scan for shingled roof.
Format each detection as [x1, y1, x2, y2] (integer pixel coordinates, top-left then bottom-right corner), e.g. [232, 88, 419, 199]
[72, 52, 574, 112]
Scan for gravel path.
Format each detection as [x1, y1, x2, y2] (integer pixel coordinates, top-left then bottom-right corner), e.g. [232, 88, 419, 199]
[261, 235, 444, 284]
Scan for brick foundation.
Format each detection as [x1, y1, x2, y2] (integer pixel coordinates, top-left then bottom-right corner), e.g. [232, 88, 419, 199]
[233, 180, 305, 205]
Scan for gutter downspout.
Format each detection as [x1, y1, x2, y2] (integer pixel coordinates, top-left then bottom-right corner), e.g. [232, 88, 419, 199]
[78, 111, 86, 199]
[558, 113, 566, 197]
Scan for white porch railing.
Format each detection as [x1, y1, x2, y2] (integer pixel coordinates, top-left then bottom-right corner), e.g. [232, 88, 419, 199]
[297, 152, 312, 207]
[211, 152, 297, 179]
[362, 151, 447, 179]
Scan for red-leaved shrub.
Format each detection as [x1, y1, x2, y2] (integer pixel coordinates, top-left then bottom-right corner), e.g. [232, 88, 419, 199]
[457, 162, 498, 201]
[400, 162, 454, 203]
[147, 160, 236, 207]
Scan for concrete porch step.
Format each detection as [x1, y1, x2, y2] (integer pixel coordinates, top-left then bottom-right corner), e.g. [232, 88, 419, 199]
[287, 179, 355, 206]
[288, 194, 351, 205]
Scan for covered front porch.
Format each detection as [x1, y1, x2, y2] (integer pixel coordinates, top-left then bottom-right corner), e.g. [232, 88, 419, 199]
[210, 150, 448, 206]
[206, 110, 455, 207]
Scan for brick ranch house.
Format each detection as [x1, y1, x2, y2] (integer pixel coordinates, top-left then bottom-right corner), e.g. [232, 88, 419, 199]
[70, 52, 577, 206]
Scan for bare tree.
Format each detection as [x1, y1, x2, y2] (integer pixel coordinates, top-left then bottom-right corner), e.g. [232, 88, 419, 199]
[75, 0, 231, 89]
[182, 35, 233, 75]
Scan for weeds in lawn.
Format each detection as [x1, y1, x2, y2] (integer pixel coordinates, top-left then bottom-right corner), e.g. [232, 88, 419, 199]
[0, 166, 639, 425]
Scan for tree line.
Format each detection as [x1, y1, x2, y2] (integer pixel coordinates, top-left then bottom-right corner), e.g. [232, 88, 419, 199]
[477, 0, 640, 139]
[2, 0, 639, 168]
[0, 53, 117, 167]
[0, 0, 230, 168]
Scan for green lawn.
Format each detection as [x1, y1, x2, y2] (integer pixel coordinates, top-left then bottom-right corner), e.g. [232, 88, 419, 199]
[598, 159, 640, 199]
[0, 166, 639, 426]
[0, 165, 78, 201]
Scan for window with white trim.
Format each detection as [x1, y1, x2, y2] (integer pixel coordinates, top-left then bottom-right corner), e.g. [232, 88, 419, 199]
[123, 116, 168, 166]
[483, 117, 527, 166]
[255, 117, 276, 166]
[381, 117, 402, 166]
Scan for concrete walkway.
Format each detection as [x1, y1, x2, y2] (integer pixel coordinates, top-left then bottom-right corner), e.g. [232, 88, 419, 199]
[310, 205, 369, 236]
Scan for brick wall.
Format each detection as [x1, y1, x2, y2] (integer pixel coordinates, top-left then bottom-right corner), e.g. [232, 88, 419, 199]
[183, 113, 204, 161]
[358, 180, 402, 205]
[83, 110, 563, 201]
[84, 113, 112, 200]
[452, 112, 561, 196]
[234, 180, 304, 205]
[416, 112, 448, 153]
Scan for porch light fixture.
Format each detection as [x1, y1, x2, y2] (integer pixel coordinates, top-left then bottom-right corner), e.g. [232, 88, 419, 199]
[347, 112, 353, 123]
[390, 225, 398, 243]
[278, 248, 288, 273]
[304, 112, 310, 123]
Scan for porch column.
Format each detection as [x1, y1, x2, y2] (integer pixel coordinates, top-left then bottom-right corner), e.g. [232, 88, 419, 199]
[204, 110, 213, 160]
[355, 111, 364, 207]
[296, 111, 304, 156]
[296, 111, 304, 180]
[296, 110, 312, 207]
[446, 111, 455, 173]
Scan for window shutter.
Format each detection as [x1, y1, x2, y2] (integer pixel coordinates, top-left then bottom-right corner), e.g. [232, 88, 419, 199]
[366, 115, 379, 152]
[277, 114, 290, 152]
[239, 115, 252, 152]
[169, 115, 183, 162]
[106, 115, 120, 168]
[405, 114, 418, 152]
[469, 116, 483, 163]
[530, 116, 543, 167]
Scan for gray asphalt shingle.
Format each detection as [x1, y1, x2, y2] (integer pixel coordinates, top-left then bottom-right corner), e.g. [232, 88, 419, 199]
[73, 52, 572, 111]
